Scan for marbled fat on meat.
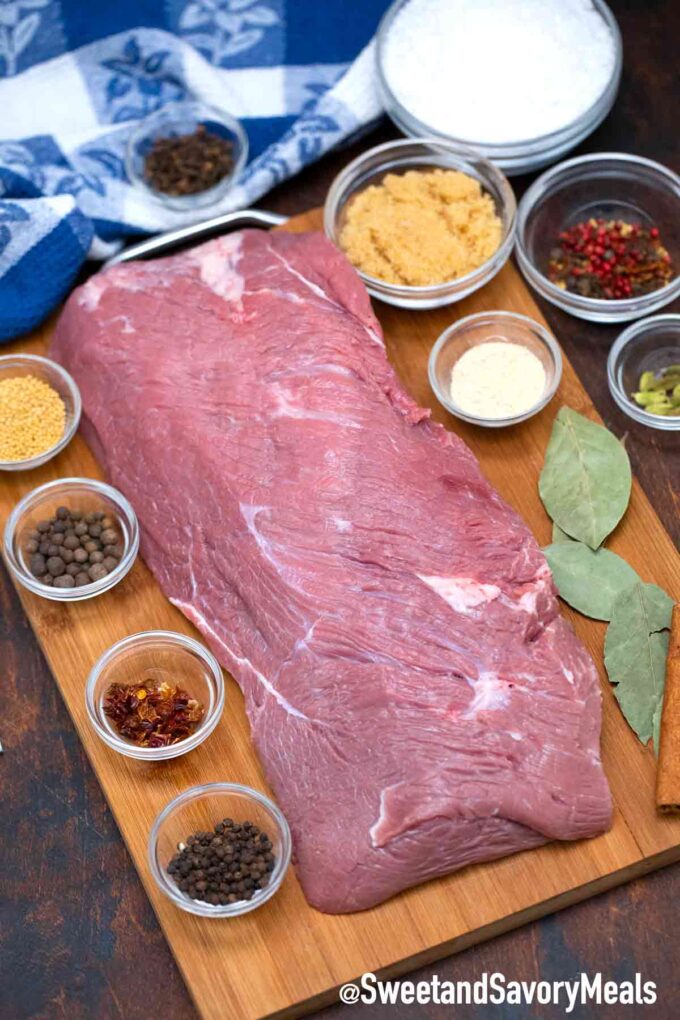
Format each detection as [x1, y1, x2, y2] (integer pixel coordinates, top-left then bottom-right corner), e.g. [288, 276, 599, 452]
[51, 230, 612, 913]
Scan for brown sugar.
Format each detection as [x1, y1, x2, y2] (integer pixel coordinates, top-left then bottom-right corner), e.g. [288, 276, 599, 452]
[339, 168, 503, 287]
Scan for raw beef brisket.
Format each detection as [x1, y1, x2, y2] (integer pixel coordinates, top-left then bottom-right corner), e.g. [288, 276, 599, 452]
[52, 229, 612, 913]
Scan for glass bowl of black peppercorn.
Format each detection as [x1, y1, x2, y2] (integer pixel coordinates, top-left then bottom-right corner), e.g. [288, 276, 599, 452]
[126, 101, 249, 211]
[3, 476, 139, 601]
[149, 783, 292, 917]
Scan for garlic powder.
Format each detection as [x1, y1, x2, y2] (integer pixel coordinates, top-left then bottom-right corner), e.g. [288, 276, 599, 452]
[449, 342, 546, 419]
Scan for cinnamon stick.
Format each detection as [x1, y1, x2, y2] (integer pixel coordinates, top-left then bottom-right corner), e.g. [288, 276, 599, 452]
[656, 604, 680, 813]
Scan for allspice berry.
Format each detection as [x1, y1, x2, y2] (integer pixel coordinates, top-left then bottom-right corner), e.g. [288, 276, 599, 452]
[26, 506, 124, 590]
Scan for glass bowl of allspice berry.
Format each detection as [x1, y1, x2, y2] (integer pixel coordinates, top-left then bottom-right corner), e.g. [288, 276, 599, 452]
[3, 476, 139, 601]
[86, 630, 225, 762]
[126, 100, 249, 211]
[516, 152, 680, 323]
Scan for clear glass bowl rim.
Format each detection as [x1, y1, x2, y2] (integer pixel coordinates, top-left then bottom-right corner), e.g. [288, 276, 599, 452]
[428, 309, 563, 427]
[125, 100, 249, 208]
[3, 476, 139, 601]
[606, 313, 680, 432]
[0, 353, 82, 470]
[515, 151, 680, 314]
[323, 137, 517, 298]
[148, 781, 293, 917]
[375, 0, 623, 155]
[85, 629, 226, 760]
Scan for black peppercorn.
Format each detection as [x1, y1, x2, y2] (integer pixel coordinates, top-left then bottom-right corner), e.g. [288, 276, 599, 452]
[168, 817, 277, 907]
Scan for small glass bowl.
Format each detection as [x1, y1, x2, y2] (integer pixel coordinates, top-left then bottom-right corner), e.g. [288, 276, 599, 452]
[149, 783, 292, 917]
[516, 153, 680, 323]
[86, 631, 225, 761]
[607, 314, 680, 432]
[428, 311, 563, 428]
[126, 101, 249, 211]
[3, 477, 139, 601]
[376, 0, 622, 176]
[0, 354, 81, 471]
[323, 138, 516, 310]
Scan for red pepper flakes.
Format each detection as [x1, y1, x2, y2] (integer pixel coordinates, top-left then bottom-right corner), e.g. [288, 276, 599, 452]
[104, 678, 204, 747]
[547, 218, 674, 300]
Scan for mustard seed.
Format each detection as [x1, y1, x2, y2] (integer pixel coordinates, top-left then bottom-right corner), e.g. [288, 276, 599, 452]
[0, 375, 66, 462]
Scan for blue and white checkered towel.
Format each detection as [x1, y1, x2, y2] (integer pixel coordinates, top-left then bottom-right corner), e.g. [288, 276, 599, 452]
[0, 1, 388, 342]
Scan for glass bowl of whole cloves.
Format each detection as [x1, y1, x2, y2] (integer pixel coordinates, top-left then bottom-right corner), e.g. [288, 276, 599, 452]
[86, 630, 225, 761]
[126, 101, 248, 211]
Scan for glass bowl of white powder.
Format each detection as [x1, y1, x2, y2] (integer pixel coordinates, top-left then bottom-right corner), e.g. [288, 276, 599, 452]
[428, 311, 562, 427]
[376, 0, 622, 175]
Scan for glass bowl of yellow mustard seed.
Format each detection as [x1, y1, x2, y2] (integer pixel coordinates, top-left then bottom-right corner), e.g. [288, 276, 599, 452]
[516, 153, 680, 323]
[126, 101, 248, 211]
[0, 354, 81, 471]
[607, 314, 680, 432]
[324, 138, 516, 309]
[149, 782, 291, 917]
[3, 477, 139, 601]
[86, 631, 225, 761]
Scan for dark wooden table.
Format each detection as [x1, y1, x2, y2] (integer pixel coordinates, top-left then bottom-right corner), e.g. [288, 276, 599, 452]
[2, 2, 678, 1017]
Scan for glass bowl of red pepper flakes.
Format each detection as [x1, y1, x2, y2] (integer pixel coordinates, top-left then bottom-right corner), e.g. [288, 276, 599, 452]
[516, 153, 680, 323]
[86, 630, 225, 761]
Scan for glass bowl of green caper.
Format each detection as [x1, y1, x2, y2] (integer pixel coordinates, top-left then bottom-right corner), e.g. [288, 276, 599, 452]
[607, 314, 680, 431]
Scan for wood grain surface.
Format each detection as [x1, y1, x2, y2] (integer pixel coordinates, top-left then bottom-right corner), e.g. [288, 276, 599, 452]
[2, 2, 679, 1018]
[1, 199, 679, 1019]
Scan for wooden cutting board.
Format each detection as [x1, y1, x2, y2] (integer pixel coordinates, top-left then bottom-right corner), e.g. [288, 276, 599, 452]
[2, 207, 680, 1020]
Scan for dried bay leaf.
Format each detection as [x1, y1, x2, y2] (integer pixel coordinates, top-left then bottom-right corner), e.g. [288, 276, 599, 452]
[605, 582, 674, 751]
[551, 522, 574, 544]
[544, 541, 640, 621]
[539, 407, 632, 550]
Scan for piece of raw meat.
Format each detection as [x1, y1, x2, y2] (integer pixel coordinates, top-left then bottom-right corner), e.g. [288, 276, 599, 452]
[52, 229, 612, 913]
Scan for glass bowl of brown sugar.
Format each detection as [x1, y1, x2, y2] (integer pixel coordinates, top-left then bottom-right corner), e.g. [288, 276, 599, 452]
[324, 138, 516, 309]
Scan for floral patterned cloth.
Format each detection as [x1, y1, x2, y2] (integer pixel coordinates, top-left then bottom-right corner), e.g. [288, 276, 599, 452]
[0, 1, 387, 340]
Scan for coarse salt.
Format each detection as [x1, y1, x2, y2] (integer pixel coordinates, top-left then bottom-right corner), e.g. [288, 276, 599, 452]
[382, 0, 617, 144]
[449, 341, 546, 419]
